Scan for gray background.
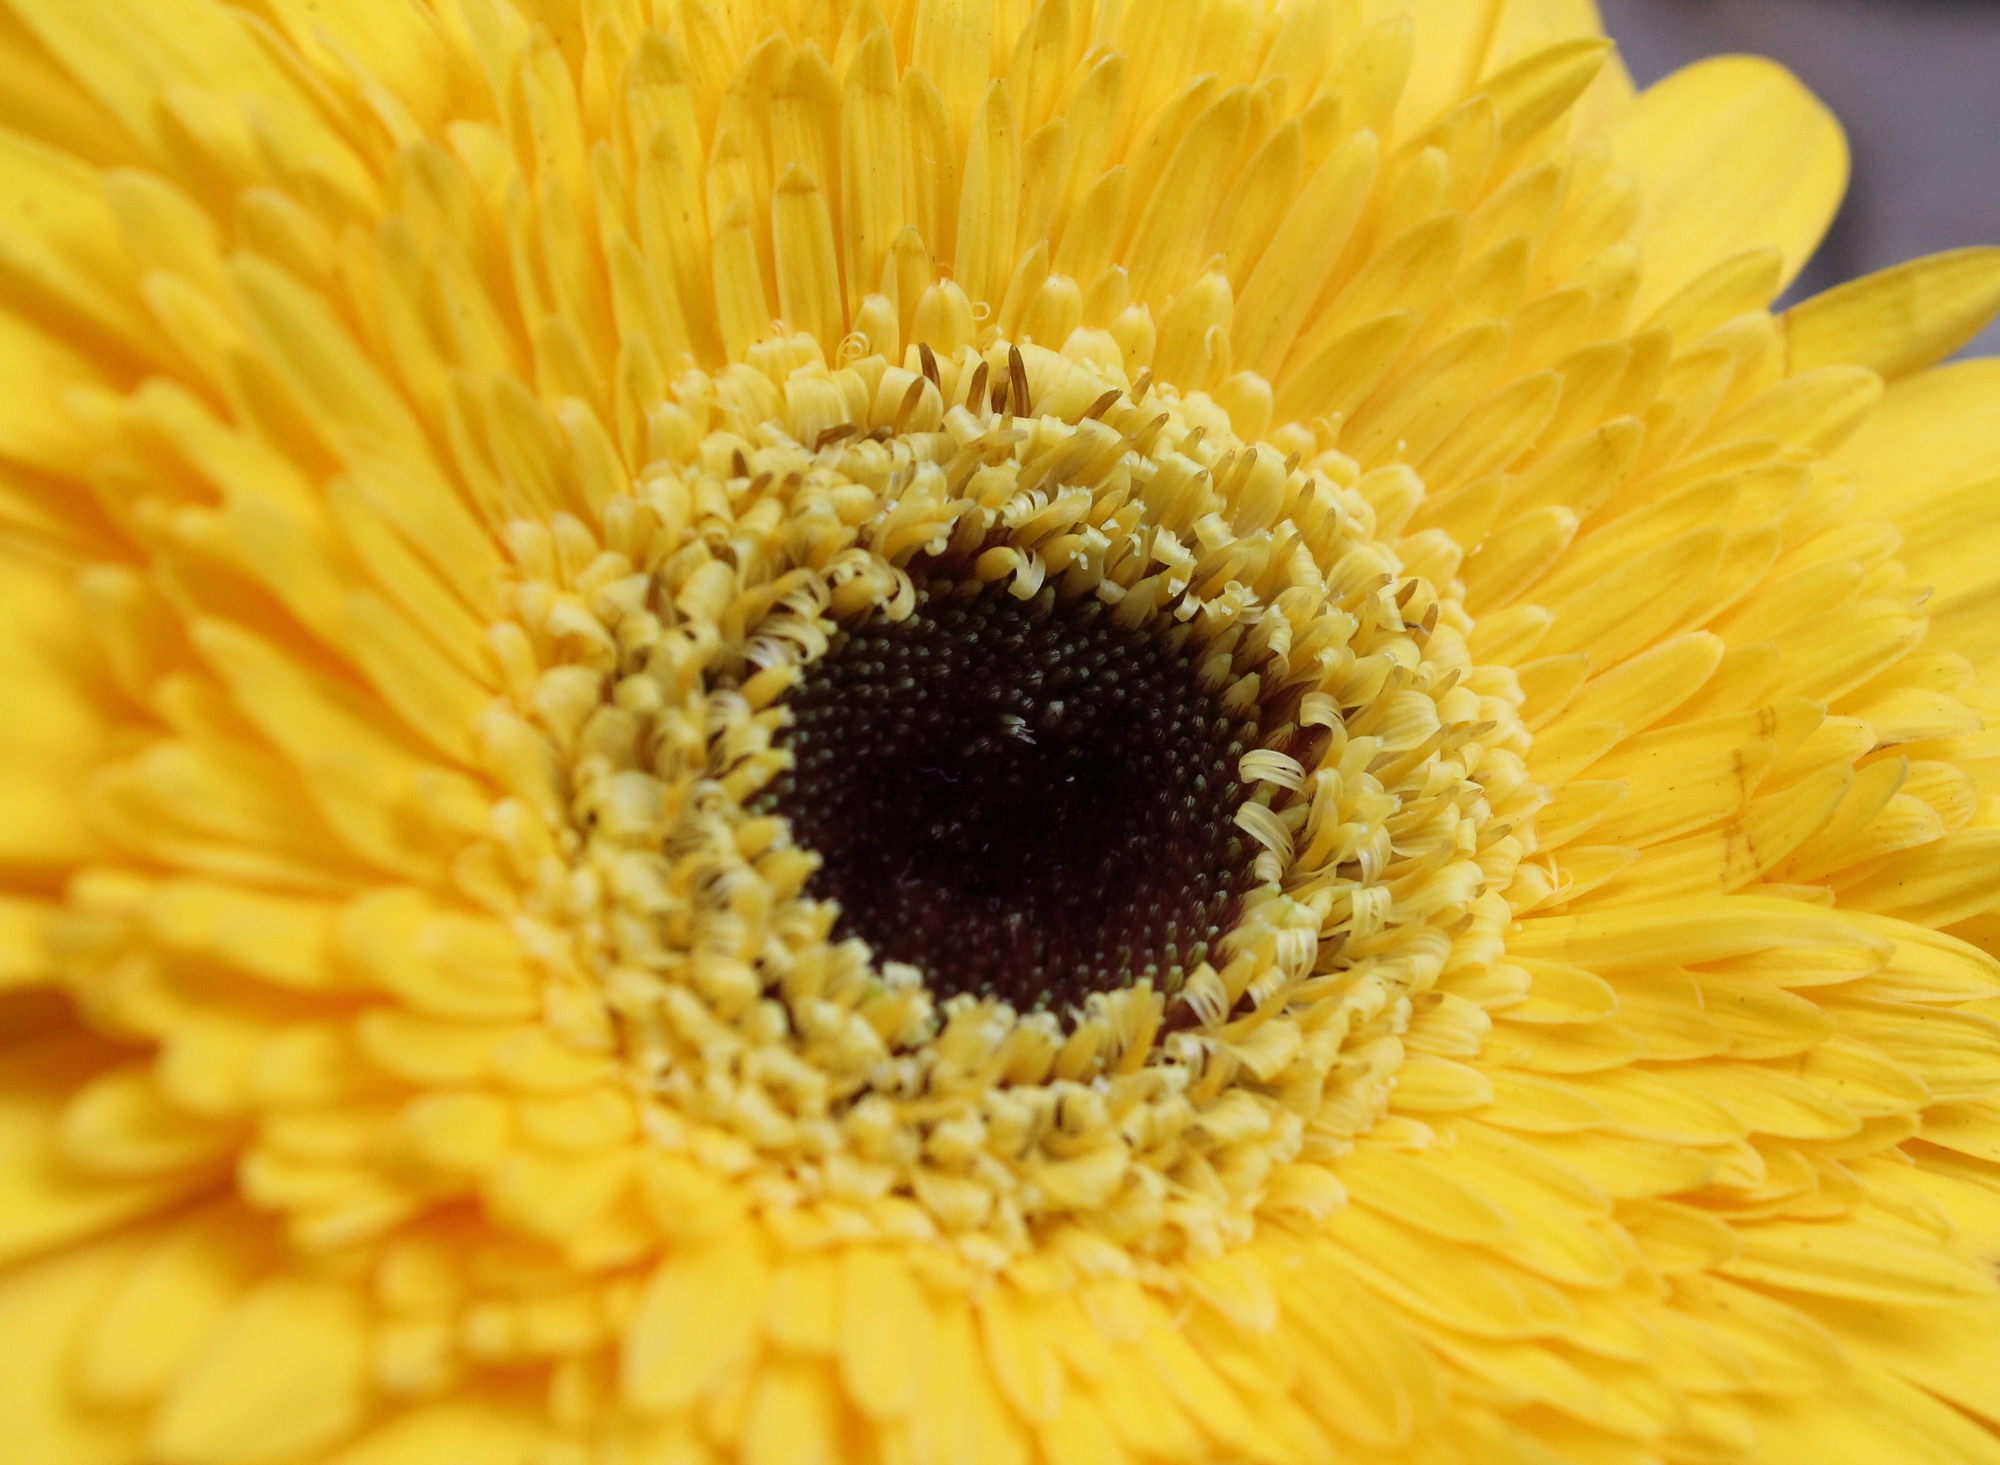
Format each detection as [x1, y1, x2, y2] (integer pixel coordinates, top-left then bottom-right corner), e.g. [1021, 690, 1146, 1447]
[1596, 0, 2000, 357]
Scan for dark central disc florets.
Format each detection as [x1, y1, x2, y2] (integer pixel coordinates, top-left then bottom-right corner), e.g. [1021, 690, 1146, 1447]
[755, 577, 1259, 1012]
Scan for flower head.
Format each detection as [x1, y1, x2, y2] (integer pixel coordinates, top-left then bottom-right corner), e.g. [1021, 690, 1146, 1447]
[5, 1, 2000, 1462]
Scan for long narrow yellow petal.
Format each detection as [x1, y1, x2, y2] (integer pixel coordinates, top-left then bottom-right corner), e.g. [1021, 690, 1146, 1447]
[1509, 894, 1889, 971]
[1787, 247, 2000, 382]
[1841, 832, 2000, 930]
[1124, 85, 1249, 305]
[1833, 360, 2000, 677]
[954, 80, 1021, 312]
[0, 1229, 151, 1461]
[0, 125, 176, 367]
[840, 27, 905, 319]
[1390, 0, 1491, 139]
[1609, 56, 1847, 319]
[8, 0, 301, 156]
[1477, 36, 1612, 150]
[1344, 319, 1510, 465]
[0, 1037, 209, 1268]
[0, 311, 106, 478]
[1232, 130, 1379, 380]
[0, 557, 119, 872]
[1577, 762, 1852, 905]
[774, 162, 843, 350]
[150, 1279, 370, 1463]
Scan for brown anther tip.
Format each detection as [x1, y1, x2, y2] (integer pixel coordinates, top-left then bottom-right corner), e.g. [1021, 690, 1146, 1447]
[918, 341, 941, 390]
[1009, 345, 1032, 419]
[894, 375, 927, 434]
[965, 358, 990, 413]
[730, 447, 750, 478]
[814, 423, 859, 450]
[1131, 369, 1152, 402]
[990, 372, 1010, 416]
[1129, 413, 1170, 453]
[1082, 388, 1122, 421]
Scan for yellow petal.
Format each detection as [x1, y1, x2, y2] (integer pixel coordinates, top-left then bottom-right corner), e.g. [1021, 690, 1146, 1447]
[1838, 358, 2000, 506]
[1037, 1388, 1132, 1465]
[150, 1278, 370, 1464]
[1787, 247, 2000, 382]
[1845, 825, 2000, 926]
[0, 123, 174, 365]
[1, 1029, 206, 1269]
[336, 887, 539, 1022]
[1479, 37, 1612, 150]
[0, 1227, 151, 1465]
[1510, 894, 1890, 971]
[743, 1357, 842, 1465]
[1124, 84, 1248, 306]
[190, 620, 450, 880]
[1619, 1198, 1738, 1275]
[1281, 1249, 1440, 1448]
[1391, 2, 1489, 138]
[1691, 1064, 1860, 1141]
[1610, 56, 1847, 318]
[973, 1285, 1065, 1424]
[1740, 1365, 2000, 1465]
[622, 1223, 769, 1413]
[0, 3, 146, 166]
[0, 894, 54, 989]
[906, 1297, 1030, 1465]
[1345, 319, 1511, 466]
[143, 879, 340, 992]
[1641, 246, 1785, 349]
[1140, 1315, 1261, 1456]
[1702, 364, 1883, 458]
[328, 1396, 547, 1465]
[1533, 525, 1725, 667]
[9, 0, 293, 156]
[1580, 762, 1851, 905]
[1529, 1127, 1717, 1198]
[835, 1245, 933, 1421]
[0, 310, 107, 476]
[1833, 361, 2000, 678]
[340, 590, 494, 765]
[1554, 633, 1724, 735]
[75, 1201, 270, 1408]
[254, 0, 452, 130]
[58, 1061, 240, 1178]
[1318, 1208, 1536, 1338]
[1338, 1142, 1511, 1243]
[85, 736, 364, 891]
[0, 553, 120, 873]
[1234, 130, 1379, 379]
[1794, 1293, 2000, 1433]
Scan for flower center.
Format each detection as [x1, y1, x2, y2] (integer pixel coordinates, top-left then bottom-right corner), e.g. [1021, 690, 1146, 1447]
[756, 573, 1260, 1011]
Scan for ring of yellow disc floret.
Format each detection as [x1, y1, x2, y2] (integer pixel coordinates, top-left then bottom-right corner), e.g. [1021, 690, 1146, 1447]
[489, 331, 1538, 1257]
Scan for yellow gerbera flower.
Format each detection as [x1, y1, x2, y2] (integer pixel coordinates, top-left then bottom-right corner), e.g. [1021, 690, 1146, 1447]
[6, 0, 2000, 1461]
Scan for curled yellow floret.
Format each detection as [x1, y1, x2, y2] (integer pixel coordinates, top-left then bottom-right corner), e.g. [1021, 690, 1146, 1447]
[3, 2, 2000, 1463]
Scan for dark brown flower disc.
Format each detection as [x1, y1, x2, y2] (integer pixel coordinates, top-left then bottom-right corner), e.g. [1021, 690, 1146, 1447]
[755, 579, 1260, 1012]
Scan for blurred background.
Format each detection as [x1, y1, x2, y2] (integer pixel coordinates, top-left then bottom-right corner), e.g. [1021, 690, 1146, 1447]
[1595, 0, 2000, 357]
